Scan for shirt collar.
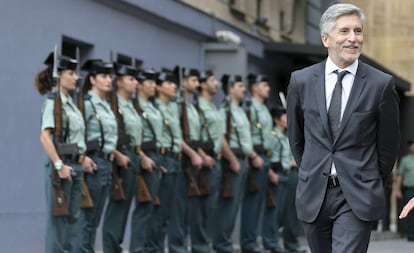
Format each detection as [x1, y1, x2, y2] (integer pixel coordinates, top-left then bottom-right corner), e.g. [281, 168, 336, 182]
[117, 94, 129, 107]
[325, 57, 358, 76]
[59, 91, 70, 105]
[88, 90, 107, 104]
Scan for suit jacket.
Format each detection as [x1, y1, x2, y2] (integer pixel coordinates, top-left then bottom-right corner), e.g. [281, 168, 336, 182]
[287, 60, 400, 223]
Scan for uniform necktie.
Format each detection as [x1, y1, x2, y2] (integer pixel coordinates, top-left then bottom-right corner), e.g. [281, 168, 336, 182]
[328, 70, 348, 141]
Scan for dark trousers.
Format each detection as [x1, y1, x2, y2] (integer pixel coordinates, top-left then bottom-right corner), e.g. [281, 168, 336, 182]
[262, 173, 288, 251]
[168, 158, 197, 253]
[129, 152, 161, 253]
[102, 150, 139, 253]
[281, 169, 301, 251]
[45, 162, 83, 253]
[78, 156, 112, 253]
[190, 161, 222, 253]
[213, 158, 248, 253]
[241, 155, 269, 251]
[302, 185, 372, 253]
[146, 155, 181, 253]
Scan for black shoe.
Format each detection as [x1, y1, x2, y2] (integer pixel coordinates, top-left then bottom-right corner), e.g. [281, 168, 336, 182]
[286, 248, 307, 253]
[267, 248, 288, 253]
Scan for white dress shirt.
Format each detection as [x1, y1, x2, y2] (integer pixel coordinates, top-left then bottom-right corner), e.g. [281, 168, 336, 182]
[325, 57, 358, 175]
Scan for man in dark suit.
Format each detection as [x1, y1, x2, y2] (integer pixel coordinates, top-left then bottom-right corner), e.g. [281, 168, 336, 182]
[287, 3, 400, 253]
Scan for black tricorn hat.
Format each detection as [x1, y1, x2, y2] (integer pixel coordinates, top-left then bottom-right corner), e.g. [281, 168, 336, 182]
[182, 68, 200, 78]
[270, 106, 287, 119]
[156, 68, 178, 85]
[199, 70, 214, 83]
[221, 74, 243, 95]
[247, 73, 268, 86]
[81, 59, 113, 74]
[137, 69, 157, 82]
[44, 52, 77, 71]
[114, 63, 137, 77]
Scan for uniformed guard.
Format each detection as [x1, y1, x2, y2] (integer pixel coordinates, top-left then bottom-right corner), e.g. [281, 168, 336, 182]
[169, 67, 203, 253]
[78, 59, 120, 253]
[213, 75, 260, 253]
[102, 63, 142, 253]
[272, 108, 306, 252]
[146, 69, 182, 253]
[37, 51, 94, 253]
[273, 108, 306, 253]
[241, 74, 271, 253]
[130, 69, 163, 253]
[193, 70, 224, 248]
[263, 106, 291, 253]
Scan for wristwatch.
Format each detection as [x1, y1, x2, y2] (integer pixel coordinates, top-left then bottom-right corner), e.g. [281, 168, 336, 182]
[54, 160, 63, 171]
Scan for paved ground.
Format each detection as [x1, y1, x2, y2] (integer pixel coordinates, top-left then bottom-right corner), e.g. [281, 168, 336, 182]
[96, 238, 414, 253]
[368, 238, 414, 253]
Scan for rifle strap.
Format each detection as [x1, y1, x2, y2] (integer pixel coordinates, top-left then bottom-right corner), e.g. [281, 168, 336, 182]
[88, 100, 105, 150]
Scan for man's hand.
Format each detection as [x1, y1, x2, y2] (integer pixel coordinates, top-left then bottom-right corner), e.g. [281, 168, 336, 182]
[191, 152, 203, 169]
[115, 152, 130, 169]
[202, 154, 215, 169]
[251, 153, 263, 169]
[400, 197, 414, 219]
[83, 156, 96, 174]
[268, 169, 280, 185]
[229, 157, 240, 174]
[140, 154, 155, 172]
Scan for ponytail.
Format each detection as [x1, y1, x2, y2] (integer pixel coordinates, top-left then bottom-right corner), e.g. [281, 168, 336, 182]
[34, 67, 53, 95]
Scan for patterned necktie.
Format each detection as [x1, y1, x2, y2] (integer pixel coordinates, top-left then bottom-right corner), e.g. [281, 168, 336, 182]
[328, 70, 348, 141]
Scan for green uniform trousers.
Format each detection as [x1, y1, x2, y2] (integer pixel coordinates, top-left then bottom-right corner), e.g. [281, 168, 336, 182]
[45, 161, 83, 253]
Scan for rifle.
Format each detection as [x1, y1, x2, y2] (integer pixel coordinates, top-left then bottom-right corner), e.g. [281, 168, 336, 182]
[136, 171, 152, 203]
[194, 93, 210, 196]
[245, 98, 259, 194]
[109, 84, 130, 201]
[76, 51, 95, 208]
[133, 97, 155, 204]
[50, 45, 70, 216]
[266, 185, 276, 208]
[221, 99, 234, 198]
[180, 89, 201, 197]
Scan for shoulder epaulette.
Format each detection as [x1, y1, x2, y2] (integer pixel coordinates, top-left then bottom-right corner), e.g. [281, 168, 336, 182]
[83, 94, 92, 100]
[47, 92, 58, 99]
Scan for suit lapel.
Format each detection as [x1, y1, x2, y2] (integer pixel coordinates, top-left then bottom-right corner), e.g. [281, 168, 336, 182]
[313, 61, 334, 143]
[334, 61, 367, 146]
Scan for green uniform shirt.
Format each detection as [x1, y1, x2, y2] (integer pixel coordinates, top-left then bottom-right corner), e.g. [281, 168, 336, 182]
[183, 101, 201, 141]
[398, 154, 414, 187]
[139, 97, 163, 146]
[270, 127, 292, 171]
[198, 97, 224, 154]
[85, 91, 118, 153]
[156, 99, 182, 153]
[117, 94, 142, 146]
[41, 92, 87, 153]
[249, 98, 273, 150]
[220, 102, 252, 156]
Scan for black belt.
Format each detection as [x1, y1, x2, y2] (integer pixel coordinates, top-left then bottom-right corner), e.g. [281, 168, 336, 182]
[141, 141, 157, 152]
[253, 145, 272, 157]
[327, 175, 340, 188]
[93, 150, 115, 162]
[231, 148, 245, 159]
[62, 154, 85, 164]
[202, 149, 222, 160]
[159, 147, 182, 160]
